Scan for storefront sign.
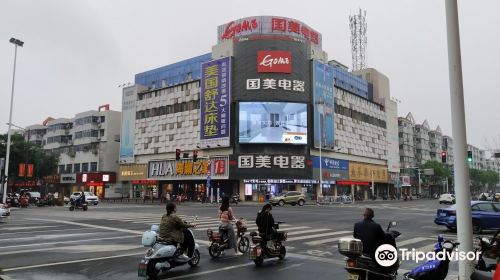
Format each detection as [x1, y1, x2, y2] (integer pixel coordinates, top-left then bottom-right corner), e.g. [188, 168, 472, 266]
[87, 182, 104, 187]
[337, 180, 369, 186]
[218, 16, 322, 46]
[200, 57, 231, 147]
[238, 155, 306, 169]
[313, 60, 335, 150]
[60, 173, 76, 184]
[243, 179, 319, 184]
[148, 157, 229, 180]
[131, 180, 157, 185]
[119, 164, 148, 181]
[401, 175, 411, 186]
[312, 156, 349, 181]
[348, 162, 388, 183]
[77, 172, 116, 184]
[246, 78, 305, 92]
[43, 174, 60, 184]
[257, 51, 292, 73]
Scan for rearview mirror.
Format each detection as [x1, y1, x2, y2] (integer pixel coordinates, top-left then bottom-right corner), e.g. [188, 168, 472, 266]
[391, 221, 397, 227]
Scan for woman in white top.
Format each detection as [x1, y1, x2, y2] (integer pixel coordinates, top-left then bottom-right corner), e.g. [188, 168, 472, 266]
[219, 196, 242, 256]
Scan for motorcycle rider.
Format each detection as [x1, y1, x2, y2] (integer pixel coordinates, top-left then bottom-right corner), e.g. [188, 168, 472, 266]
[353, 208, 387, 261]
[219, 196, 243, 256]
[159, 202, 196, 261]
[256, 203, 277, 241]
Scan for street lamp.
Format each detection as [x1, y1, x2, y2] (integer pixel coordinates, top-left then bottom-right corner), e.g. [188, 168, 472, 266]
[2, 37, 24, 204]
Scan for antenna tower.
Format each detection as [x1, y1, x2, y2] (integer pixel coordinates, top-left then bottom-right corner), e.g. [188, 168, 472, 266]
[349, 9, 367, 71]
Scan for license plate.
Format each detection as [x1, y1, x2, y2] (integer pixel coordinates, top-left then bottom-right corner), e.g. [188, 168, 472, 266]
[138, 261, 147, 277]
[440, 212, 447, 217]
[347, 273, 359, 280]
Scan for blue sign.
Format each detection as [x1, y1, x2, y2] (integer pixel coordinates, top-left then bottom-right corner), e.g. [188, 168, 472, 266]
[312, 156, 348, 170]
[312, 60, 335, 150]
[200, 57, 231, 147]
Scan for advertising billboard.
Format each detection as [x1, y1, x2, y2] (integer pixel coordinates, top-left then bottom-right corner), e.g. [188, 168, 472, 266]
[119, 86, 137, 163]
[312, 156, 349, 182]
[239, 102, 307, 144]
[200, 57, 231, 147]
[313, 60, 335, 150]
[257, 51, 292, 73]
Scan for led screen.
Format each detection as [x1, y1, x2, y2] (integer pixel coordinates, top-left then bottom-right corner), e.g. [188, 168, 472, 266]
[239, 102, 307, 144]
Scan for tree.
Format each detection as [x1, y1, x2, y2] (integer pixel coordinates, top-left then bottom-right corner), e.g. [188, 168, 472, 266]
[420, 160, 451, 185]
[0, 133, 58, 180]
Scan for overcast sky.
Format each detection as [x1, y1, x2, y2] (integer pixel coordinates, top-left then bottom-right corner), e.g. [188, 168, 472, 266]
[1, 0, 499, 149]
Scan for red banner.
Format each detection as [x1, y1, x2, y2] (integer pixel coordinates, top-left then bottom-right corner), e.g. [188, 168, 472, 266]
[27, 164, 34, 178]
[257, 51, 292, 73]
[132, 180, 157, 185]
[336, 181, 370, 186]
[18, 163, 26, 177]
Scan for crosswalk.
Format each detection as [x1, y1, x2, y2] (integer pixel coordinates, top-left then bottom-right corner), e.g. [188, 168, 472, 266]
[104, 215, 466, 253]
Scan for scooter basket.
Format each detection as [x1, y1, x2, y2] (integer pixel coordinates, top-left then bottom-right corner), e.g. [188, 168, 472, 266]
[277, 231, 287, 241]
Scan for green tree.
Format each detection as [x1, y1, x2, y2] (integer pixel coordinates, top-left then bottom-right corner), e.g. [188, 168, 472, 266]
[0, 133, 58, 180]
[420, 160, 452, 185]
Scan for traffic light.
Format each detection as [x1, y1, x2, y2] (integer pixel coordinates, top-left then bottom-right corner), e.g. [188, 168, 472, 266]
[175, 149, 181, 161]
[441, 151, 447, 163]
[193, 150, 198, 162]
[467, 150, 473, 162]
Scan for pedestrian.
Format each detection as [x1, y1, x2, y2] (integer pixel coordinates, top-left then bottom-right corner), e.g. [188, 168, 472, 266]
[219, 196, 242, 256]
[166, 192, 171, 203]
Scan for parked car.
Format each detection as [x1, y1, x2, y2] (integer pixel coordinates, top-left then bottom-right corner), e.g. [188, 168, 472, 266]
[0, 203, 10, 220]
[434, 201, 500, 233]
[270, 191, 306, 206]
[439, 193, 456, 204]
[70, 192, 99, 205]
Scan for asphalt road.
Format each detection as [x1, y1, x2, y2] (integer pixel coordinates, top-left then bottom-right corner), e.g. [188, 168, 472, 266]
[0, 199, 470, 280]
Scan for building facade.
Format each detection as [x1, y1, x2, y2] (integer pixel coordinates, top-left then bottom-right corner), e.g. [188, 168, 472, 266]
[120, 16, 398, 201]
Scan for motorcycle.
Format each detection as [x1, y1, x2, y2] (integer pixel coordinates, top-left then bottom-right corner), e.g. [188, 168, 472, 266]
[231, 194, 241, 204]
[402, 235, 460, 280]
[6, 194, 20, 208]
[474, 231, 499, 272]
[339, 221, 400, 280]
[69, 198, 88, 211]
[249, 221, 287, 266]
[207, 218, 250, 258]
[19, 196, 29, 208]
[138, 219, 200, 279]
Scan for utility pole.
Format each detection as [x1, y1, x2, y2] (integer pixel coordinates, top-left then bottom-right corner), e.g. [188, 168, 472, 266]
[445, 0, 473, 278]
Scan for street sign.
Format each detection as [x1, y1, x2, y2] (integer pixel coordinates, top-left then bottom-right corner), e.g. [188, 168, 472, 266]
[451, 170, 455, 176]
[424, 169, 434, 175]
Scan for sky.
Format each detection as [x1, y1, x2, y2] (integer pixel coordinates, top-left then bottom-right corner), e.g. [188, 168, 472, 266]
[1, 0, 499, 150]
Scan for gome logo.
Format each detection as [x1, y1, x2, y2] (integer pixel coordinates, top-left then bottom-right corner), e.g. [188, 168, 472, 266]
[257, 51, 292, 73]
[375, 244, 398, 267]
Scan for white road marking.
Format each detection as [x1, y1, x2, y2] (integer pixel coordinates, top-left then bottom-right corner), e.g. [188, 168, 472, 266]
[277, 263, 304, 271]
[0, 235, 139, 250]
[0, 227, 100, 236]
[0, 244, 142, 256]
[165, 263, 255, 280]
[286, 228, 330, 236]
[1, 225, 59, 231]
[398, 237, 434, 247]
[0, 232, 110, 242]
[304, 235, 352, 246]
[286, 230, 352, 242]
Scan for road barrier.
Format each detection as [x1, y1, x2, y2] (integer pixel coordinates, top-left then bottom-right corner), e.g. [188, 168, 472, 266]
[316, 195, 352, 205]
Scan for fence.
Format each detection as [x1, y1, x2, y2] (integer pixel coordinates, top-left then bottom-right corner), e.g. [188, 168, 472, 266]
[316, 195, 352, 205]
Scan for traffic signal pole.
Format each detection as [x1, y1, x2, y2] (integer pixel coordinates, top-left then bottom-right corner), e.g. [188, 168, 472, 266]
[445, 0, 473, 278]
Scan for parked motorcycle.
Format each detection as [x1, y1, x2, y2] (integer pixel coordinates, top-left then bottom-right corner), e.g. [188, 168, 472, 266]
[339, 221, 400, 280]
[207, 218, 250, 258]
[138, 220, 200, 279]
[402, 235, 460, 280]
[474, 231, 499, 272]
[6, 194, 20, 208]
[249, 221, 287, 266]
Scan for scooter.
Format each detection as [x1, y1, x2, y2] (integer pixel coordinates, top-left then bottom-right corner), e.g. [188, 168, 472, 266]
[207, 218, 250, 258]
[339, 221, 401, 280]
[474, 231, 499, 272]
[138, 220, 200, 279]
[402, 235, 460, 280]
[69, 198, 88, 211]
[249, 221, 287, 266]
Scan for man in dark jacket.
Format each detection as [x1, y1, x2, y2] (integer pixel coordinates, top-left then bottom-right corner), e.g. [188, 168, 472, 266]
[353, 208, 387, 260]
[256, 203, 276, 240]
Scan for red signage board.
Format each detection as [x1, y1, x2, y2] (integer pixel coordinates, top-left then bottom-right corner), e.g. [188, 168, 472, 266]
[257, 51, 292, 73]
[77, 172, 116, 183]
[336, 181, 370, 186]
[132, 180, 158, 185]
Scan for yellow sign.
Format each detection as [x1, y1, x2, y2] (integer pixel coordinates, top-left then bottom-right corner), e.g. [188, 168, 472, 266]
[349, 162, 388, 183]
[118, 164, 148, 181]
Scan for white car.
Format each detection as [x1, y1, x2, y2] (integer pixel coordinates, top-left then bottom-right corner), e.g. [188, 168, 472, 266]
[439, 194, 455, 204]
[0, 203, 10, 220]
[70, 192, 99, 205]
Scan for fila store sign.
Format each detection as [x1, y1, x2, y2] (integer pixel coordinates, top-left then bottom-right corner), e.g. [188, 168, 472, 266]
[257, 51, 291, 73]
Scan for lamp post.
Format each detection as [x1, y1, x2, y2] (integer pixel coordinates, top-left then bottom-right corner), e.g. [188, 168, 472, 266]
[2, 38, 24, 204]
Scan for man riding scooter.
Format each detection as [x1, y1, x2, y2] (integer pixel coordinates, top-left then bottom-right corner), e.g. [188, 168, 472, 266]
[353, 208, 387, 261]
[159, 202, 196, 261]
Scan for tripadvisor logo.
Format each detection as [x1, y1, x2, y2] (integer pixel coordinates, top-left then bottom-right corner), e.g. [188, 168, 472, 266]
[375, 244, 398, 267]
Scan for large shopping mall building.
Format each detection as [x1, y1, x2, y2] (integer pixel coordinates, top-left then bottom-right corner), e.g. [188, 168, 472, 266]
[118, 16, 401, 202]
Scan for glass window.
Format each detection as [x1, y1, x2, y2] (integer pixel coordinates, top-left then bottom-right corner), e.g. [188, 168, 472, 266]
[82, 163, 89, 172]
[476, 203, 496, 212]
[58, 165, 65, 174]
[90, 162, 97, 172]
[66, 164, 72, 174]
[74, 163, 80, 173]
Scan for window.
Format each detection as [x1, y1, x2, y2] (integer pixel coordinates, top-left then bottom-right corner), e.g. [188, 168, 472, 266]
[100, 129, 105, 137]
[177, 122, 182, 128]
[82, 163, 89, 172]
[74, 163, 80, 173]
[154, 136, 160, 143]
[100, 116, 105, 123]
[154, 147, 159, 154]
[141, 127, 146, 133]
[58, 165, 65, 174]
[66, 164, 72, 174]
[169, 135, 174, 141]
[162, 124, 167, 131]
[90, 162, 97, 172]
[475, 203, 496, 212]
[144, 143, 149, 149]
[193, 119, 198, 126]
[169, 123, 174, 129]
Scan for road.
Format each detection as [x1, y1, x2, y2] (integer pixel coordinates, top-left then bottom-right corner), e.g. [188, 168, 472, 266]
[0, 199, 464, 280]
